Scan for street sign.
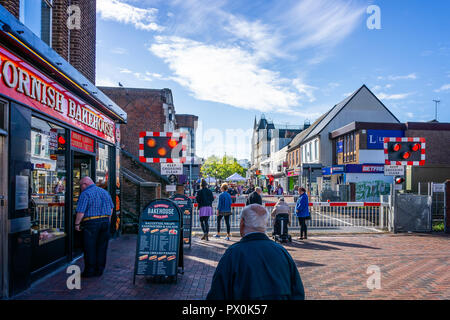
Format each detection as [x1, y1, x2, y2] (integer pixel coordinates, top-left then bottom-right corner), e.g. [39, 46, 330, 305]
[170, 194, 193, 248]
[161, 163, 183, 175]
[394, 184, 403, 191]
[166, 184, 176, 192]
[432, 183, 445, 193]
[133, 199, 183, 284]
[168, 174, 178, 184]
[384, 165, 405, 176]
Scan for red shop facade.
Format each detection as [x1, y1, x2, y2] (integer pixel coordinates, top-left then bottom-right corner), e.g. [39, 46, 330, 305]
[0, 35, 126, 297]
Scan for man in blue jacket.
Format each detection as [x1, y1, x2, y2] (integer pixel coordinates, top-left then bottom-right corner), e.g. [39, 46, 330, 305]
[206, 204, 305, 300]
[295, 187, 310, 240]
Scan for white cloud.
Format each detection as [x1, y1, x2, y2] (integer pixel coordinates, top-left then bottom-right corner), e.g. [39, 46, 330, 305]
[97, 0, 163, 31]
[388, 73, 417, 80]
[434, 84, 450, 92]
[284, 0, 365, 50]
[111, 47, 128, 54]
[119, 68, 132, 73]
[406, 112, 414, 118]
[377, 92, 413, 100]
[96, 77, 117, 87]
[149, 36, 312, 113]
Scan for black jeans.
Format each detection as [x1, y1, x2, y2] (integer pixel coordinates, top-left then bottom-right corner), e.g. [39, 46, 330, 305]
[298, 217, 308, 238]
[200, 216, 210, 235]
[82, 218, 110, 275]
[217, 214, 231, 234]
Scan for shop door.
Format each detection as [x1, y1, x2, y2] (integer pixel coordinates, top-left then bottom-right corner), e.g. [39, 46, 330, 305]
[0, 100, 7, 298]
[72, 153, 94, 257]
[0, 135, 7, 298]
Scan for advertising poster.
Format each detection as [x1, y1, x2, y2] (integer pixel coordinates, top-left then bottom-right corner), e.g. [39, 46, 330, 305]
[170, 194, 193, 247]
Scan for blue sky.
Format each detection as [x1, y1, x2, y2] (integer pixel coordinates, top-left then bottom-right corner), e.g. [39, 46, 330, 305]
[95, 0, 450, 160]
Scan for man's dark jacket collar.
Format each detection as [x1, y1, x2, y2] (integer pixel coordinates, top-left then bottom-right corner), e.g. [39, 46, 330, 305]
[240, 232, 270, 243]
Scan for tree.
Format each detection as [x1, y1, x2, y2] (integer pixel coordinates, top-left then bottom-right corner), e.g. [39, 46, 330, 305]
[200, 155, 247, 181]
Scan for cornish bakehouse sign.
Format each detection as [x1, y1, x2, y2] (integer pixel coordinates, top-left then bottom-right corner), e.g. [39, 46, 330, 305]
[0, 45, 115, 143]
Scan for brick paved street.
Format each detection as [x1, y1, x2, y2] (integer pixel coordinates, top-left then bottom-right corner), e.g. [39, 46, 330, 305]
[15, 233, 450, 300]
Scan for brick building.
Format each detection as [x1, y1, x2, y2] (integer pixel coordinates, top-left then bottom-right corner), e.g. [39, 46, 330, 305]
[99, 87, 200, 226]
[0, 0, 96, 83]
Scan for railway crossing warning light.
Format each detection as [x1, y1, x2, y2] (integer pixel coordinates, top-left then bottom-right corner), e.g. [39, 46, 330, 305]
[384, 137, 426, 166]
[139, 132, 187, 163]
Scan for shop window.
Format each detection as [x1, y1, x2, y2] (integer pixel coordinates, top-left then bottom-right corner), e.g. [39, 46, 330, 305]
[96, 142, 109, 190]
[0, 101, 6, 130]
[30, 117, 66, 245]
[19, 0, 52, 46]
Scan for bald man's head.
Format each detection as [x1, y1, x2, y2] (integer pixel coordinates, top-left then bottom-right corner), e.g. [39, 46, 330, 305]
[240, 204, 269, 237]
[80, 176, 94, 192]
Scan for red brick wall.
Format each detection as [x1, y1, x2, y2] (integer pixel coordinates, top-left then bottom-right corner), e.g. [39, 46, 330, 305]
[406, 129, 450, 165]
[0, 0, 19, 18]
[0, 0, 96, 83]
[69, 0, 96, 84]
[99, 87, 168, 159]
[175, 114, 198, 129]
[51, 0, 70, 61]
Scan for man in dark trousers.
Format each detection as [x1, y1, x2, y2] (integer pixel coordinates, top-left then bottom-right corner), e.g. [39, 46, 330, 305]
[75, 177, 114, 277]
[246, 187, 263, 205]
[206, 204, 304, 300]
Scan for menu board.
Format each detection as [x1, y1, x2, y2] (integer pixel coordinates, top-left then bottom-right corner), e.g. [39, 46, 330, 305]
[170, 194, 193, 248]
[134, 199, 183, 283]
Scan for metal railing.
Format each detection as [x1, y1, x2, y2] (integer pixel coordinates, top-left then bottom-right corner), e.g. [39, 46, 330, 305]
[191, 201, 391, 233]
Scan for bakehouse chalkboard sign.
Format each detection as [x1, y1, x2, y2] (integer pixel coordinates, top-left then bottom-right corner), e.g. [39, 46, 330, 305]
[170, 194, 193, 248]
[133, 199, 184, 284]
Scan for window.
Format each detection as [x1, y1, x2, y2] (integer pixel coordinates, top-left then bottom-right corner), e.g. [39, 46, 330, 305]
[96, 142, 110, 191]
[20, 0, 52, 46]
[0, 101, 6, 130]
[315, 140, 318, 160]
[30, 116, 66, 245]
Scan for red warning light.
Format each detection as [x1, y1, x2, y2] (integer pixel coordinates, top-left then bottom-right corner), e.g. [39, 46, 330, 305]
[402, 152, 411, 159]
[58, 136, 66, 145]
[411, 143, 421, 152]
[168, 139, 178, 148]
[157, 147, 167, 157]
[392, 143, 401, 152]
[147, 138, 156, 148]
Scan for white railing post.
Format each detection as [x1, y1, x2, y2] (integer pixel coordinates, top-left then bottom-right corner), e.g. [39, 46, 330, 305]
[379, 195, 384, 229]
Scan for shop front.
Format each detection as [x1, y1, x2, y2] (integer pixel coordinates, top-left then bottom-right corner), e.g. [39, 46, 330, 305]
[0, 40, 125, 296]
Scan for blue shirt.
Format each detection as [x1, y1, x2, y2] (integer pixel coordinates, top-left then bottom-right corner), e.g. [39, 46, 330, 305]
[76, 184, 114, 217]
[217, 191, 232, 213]
[295, 193, 310, 218]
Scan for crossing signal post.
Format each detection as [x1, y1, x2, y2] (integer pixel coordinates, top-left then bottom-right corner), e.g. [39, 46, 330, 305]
[384, 137, 426, 192]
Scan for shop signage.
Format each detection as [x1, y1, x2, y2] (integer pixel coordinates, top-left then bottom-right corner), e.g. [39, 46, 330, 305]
[367, 130, 404, 149]
[161, 163, 183, 175]
[322, 167, 331, 176]
[331, 165, 345, 174]
[362, 165, 384, 173]
[71, 132, 94, 153]
[346, 164, 384, 173]
[0, 45, 115, 143]
[170, 194, 193, 248]
[133, 199, 183, 283]
[384, 165, 404, 176]
[287, 169, 300, 177]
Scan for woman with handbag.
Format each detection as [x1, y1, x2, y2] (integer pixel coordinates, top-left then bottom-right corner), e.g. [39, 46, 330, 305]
[295, 187, 311, 240]
[216, 183, 233, 240]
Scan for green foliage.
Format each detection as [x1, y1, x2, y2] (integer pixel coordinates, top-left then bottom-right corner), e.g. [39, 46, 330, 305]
[200, 155, 247, 181]
[432, 221, 444, 232]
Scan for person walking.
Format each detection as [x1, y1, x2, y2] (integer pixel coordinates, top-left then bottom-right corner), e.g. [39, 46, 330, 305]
[206, 204, 305, 300]
[74, 177, 114, 277]
[295, 187, 310, 240]
[246, 187, 263, 205]
[216, 183, 233, 240]
[196, 179, 215, 241]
